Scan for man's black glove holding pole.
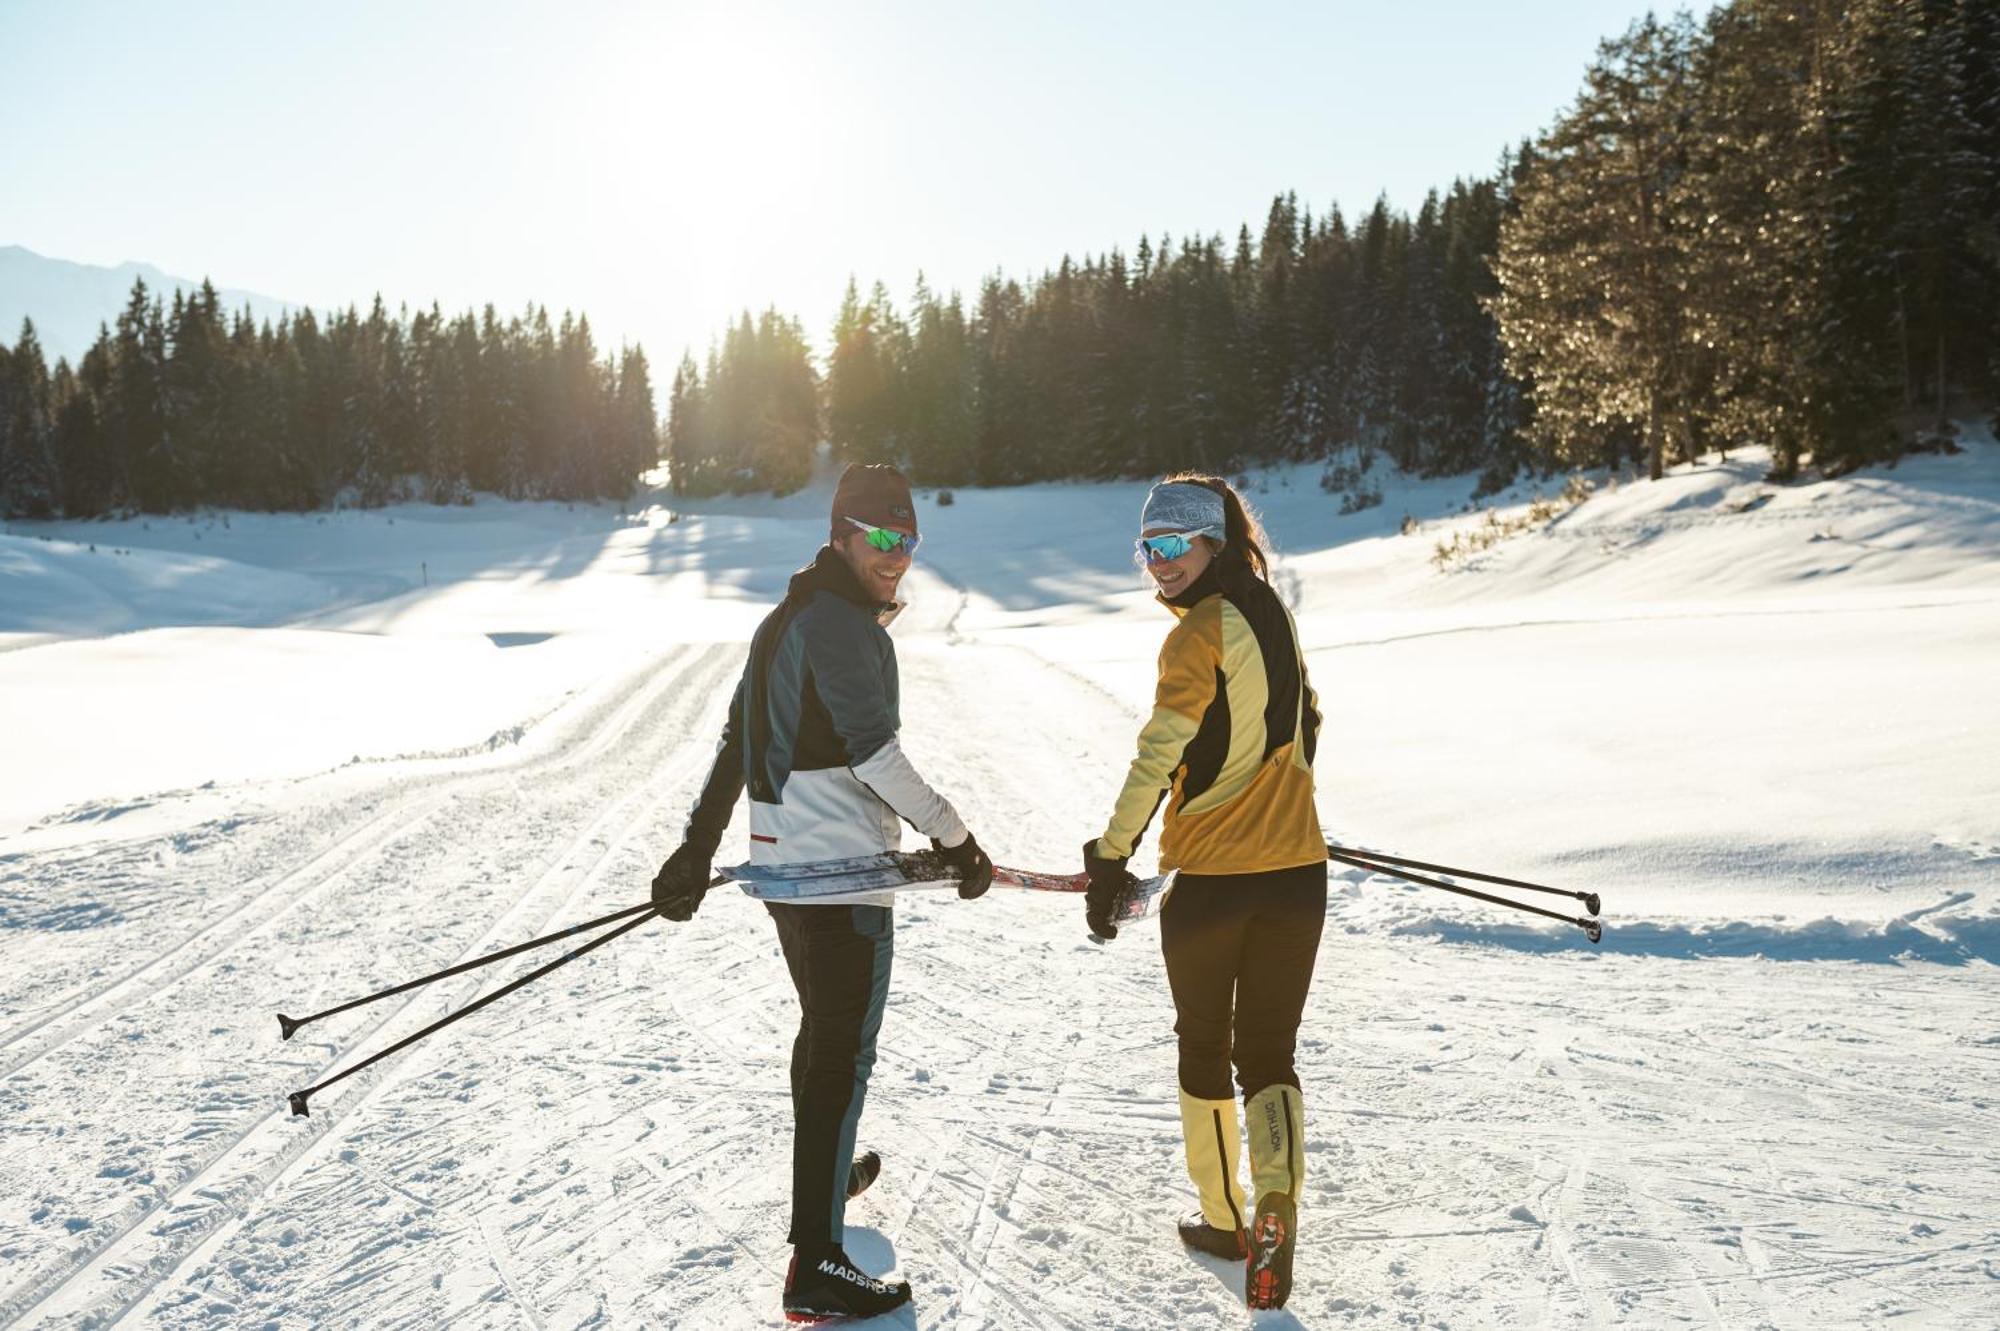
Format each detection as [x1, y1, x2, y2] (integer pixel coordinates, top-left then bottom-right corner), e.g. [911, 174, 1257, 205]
[934, 832, 994, 899]
[652, 843, 713, 922]
[1083, 839, 1137, 941]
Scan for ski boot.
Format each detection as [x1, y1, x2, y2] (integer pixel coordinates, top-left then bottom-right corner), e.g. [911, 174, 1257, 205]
[1177, 1211, 1248, 1259]
[783, 1246, 912, 1324]
[1245, 1190, 1296, 1310]
[1242, 1084, 1306, 1310]
[845, 1150, 881, 1200]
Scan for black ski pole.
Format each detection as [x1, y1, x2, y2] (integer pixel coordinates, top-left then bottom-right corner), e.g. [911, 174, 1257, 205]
[278, 900, 658, 1041]
[286, 908, 656, 1117]
[1328, 843, 1600, 916]
[1326, 849, 1603, 943]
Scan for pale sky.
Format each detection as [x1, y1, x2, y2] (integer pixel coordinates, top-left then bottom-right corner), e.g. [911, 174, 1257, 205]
[2, 0, 1713, 369]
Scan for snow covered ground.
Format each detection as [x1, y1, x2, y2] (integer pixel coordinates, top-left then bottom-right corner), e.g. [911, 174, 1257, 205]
[2, 435, 1997, 1328]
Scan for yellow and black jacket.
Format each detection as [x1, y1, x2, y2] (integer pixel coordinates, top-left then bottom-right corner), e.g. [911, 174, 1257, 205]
[1098, 563, 1325, 876]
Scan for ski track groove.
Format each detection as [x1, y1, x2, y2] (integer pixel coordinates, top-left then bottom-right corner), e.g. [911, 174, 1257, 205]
[889, 640, 1171, 1331]
[0, 643, 700, 1078]
[9, 588, 1997, 1328]
[0, 797, 426, 1048]
[1543, 1022, 1733, 1330]
[477, 1211, 548, 1331]
[0, 644, 738, 1329]
[102, 645, 742, 1331]
[0, 797, 453, 1084]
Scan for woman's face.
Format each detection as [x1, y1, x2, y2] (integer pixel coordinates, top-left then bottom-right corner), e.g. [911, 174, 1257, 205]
[1141, 527, 1216, 597]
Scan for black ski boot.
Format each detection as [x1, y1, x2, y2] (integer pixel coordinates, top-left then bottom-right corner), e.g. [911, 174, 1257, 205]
[1177, 1211, 1247, 1259]
[783, 1246, 912, 1324]
[846, 1150, 881, 1200]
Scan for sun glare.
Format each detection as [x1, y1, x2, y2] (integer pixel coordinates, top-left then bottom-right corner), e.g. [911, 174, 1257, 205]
[581, 9, 846, 218]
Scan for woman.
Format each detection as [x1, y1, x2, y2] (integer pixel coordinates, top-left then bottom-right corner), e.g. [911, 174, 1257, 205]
[1083, 474, 1326, 1312]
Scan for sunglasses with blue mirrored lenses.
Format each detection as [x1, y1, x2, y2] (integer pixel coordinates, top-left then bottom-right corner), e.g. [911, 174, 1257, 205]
[846, 516, 921, 557]
[1135, 528, 1216, 564]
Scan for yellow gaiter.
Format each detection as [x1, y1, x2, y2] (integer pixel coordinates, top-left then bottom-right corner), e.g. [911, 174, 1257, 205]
[1178, 1089, 1247, 1232]
[1244, 1083, 1305, 1204]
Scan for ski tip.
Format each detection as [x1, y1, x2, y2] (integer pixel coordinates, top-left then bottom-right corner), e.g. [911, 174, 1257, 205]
[287, 1090, 312, 1118]
[1583, 893, 1602, 917]
[1582, 918, 1603, 945]
[277, 1013, 301, 1042]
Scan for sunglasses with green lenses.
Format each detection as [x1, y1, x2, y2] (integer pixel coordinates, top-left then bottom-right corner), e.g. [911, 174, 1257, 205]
[1135, 528, 1216, 564]
[846, 516, 922, 557]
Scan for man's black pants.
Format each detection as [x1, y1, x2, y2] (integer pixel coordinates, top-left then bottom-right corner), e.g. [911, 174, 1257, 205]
[767, 901, 893, 1248]
[1158, 862, 1327, 1102]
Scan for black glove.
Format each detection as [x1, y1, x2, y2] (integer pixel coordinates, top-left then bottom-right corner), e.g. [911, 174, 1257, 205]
[652, 843, 712, 922]
[1083, 839, 1136, 941]
[934, 832, 993, 900]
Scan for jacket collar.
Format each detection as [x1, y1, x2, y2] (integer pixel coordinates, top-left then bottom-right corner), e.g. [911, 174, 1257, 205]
[789, 545, 902, 622]
[1157, 561, 1225, 619]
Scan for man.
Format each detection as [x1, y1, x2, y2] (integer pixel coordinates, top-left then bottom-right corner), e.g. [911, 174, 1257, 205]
[651, 463, 992, 1323]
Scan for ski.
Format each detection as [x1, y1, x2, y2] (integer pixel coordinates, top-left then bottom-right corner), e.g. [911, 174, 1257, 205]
[725, 850, 1173, 925]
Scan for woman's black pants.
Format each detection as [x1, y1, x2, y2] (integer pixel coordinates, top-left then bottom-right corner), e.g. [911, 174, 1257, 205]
[1158, 862, 1327, 1101]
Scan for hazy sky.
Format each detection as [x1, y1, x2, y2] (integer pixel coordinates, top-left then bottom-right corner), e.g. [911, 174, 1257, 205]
[2, 0, 1714, 368]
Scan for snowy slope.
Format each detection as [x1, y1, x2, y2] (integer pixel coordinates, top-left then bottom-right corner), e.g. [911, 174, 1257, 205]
[1, 437, 1997, 1329]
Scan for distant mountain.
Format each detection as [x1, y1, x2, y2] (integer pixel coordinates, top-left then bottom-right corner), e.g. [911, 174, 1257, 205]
[0, 244, 300, 366]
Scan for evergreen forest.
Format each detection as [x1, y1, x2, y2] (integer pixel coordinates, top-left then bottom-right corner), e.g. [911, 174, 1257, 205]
[672, 0, 1999, 498]
[3, 0, 1995, 519]
[0, 284, 657, 518]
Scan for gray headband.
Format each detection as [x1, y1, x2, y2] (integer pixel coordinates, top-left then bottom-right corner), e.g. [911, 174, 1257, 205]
[1140, 481, 1226, 535]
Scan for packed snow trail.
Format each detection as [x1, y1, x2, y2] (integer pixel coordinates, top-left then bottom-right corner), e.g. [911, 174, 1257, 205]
[2, 630, 1995, 1328]
[0, 644, 743, 1327]
[3, 443, 1997, 1327]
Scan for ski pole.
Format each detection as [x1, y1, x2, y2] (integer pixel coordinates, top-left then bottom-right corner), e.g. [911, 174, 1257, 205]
[1326, 849, 1603, 944]
[1327, 843, 1600, 916]
[278, 900, 658, 1041]
[286, 908, 656, 1117]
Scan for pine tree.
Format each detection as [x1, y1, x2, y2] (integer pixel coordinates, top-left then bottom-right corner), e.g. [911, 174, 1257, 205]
[110, 282, 172, 510]
[1255, 192, 1303, 458]
[614, 344, 659, 497]
[827, 277, 887, 465]
[0, 338, 12, 514]
[165, 280, 229, 503]
[56, 328, 117, 516]
[3, 321, 57, 517]
[970, 274, 1027, 485]
[735, 310, 816, 496]
[476, 307, 525, 499]
[377, 305, 419, 495]
[905, 278, 974, 484]
[1492, 14, 1703, 479]
[667, 352, 705, 495]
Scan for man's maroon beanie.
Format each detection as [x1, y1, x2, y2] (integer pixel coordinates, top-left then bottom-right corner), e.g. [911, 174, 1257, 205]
[831, 464, 917, 540]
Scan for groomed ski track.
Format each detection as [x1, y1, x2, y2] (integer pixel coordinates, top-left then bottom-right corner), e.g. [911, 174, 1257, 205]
[1, 572, 1995, 1329]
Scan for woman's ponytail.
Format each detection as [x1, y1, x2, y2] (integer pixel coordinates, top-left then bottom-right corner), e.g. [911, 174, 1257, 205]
[1163, 472, 1270, 583]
